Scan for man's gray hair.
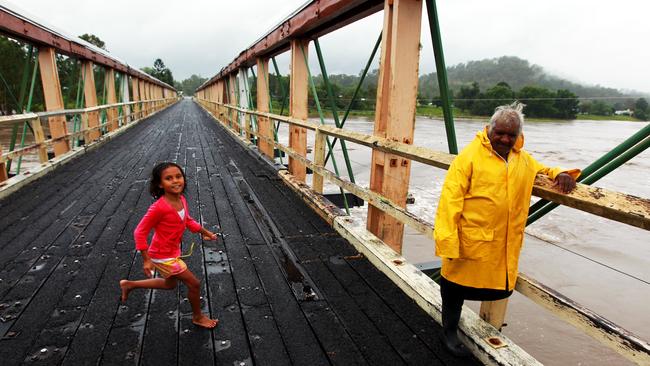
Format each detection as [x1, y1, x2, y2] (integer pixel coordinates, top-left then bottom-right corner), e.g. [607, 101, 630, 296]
[489, 101, 525, 134]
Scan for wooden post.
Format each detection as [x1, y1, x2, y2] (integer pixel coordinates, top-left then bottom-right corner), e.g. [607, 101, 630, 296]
[105, 68, 118, 131]
[131, 77, 141, 120]
[229, 73, 238, 132]
[256, 58, 274, 159]
[367, 0, 423, 253]
[82, 61, 100, 142]
[139, 80, 147, 117]
[480, 299, 509, 330]
[31, 118, 48, 163]
[121, 74, 131, 124]
[38, 47, 69, 157]
[312, 129, 326, 193]
[289, 39, 309, 182]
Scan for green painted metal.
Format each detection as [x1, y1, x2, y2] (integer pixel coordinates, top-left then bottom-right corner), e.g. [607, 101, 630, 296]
[271, 57, 287, 135]
[324, 32, 381, 166]
[299, 43, 350, 213]
[15, 48, 39, 174]
[313, 39, 356, 184]
[243, 68, 258, 142]
[72, 61, 86, 147]
[425, 0, 458, 154]
[7, 46, 34, 173]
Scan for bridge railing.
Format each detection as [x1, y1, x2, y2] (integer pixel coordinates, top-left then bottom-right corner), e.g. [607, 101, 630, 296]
[0, 97, 177, 195]
[195, 95, 650, 364]
[0, 1, 179, 187]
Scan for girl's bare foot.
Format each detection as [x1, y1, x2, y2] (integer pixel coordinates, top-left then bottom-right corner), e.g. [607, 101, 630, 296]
[119, 280, 131, 302]
[192, 314, 219, 329]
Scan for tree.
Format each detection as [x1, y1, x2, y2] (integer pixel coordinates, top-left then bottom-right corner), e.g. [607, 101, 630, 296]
[553, 89, 579, 119]
[517, 85, 557, 118]
[178, 74, 207, 96]
[455, 82, 480, 112]
[634, 98, 648, 120]
[79, 33, 107, 50]
[471, 82, 515, 115]
[141, 59, 174, 86]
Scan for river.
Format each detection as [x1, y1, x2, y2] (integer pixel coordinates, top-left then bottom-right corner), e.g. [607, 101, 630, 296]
[278, 116, 649, 365]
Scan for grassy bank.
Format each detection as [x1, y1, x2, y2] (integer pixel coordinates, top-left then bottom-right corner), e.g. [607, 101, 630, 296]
[305, 105, 644, 122]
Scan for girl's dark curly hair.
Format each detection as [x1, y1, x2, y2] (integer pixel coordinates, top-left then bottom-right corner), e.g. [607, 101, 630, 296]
[149, 162, 186, 199]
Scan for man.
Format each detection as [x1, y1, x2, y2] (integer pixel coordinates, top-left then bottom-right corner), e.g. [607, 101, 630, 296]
[433, 102, 579, 357]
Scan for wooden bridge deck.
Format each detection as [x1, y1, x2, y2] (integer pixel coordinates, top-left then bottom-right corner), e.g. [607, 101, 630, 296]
[0, 100, 479, 365]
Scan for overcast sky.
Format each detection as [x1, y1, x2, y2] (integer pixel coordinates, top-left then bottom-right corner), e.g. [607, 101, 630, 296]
[10, 0, 650, 93]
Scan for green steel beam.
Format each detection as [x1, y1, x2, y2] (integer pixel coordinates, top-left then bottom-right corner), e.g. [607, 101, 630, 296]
[16, 48, 39, 174]
[314, 39, 356, 184]
[7, 46, 34, 173]
[426, 0, 458, 154]
[324, 32, 381, 166]
[299, 43, 350, 213]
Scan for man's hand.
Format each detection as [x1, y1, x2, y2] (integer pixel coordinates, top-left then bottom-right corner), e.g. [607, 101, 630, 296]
[554, 172, 576, 193]
[143, 259, 154, 278]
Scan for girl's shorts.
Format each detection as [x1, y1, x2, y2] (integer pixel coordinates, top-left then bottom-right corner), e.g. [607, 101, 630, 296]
[151, 258, 187, 278]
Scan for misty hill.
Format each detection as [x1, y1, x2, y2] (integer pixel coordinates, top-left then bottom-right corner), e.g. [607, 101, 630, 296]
[418, 56, 628, 100]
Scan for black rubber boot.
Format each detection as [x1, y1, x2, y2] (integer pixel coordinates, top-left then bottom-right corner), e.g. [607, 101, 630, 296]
[441, 291, 471, 358]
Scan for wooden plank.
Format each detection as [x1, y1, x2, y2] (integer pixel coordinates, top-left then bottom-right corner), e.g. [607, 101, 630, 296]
[31, 118, 48, 163]
[38, 47, 69, 156]
[516, 274, 650, 365]
[105, 68, 118, 131]
[367, 0, 423, 254]
[256, 58, 274, 158]
[121, 74, 130, 124]
[480, 299, 509, 330]
[312, 129, 326, 193]
[289, 39, 309, 182]
[532, 175, 650, 231]
[131, 77, 141, 119]
[82, 61, 100, 142]
[139, 80, 147, 117]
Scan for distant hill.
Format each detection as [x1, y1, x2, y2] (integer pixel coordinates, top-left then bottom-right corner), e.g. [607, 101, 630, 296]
[418, 56, 634, 101]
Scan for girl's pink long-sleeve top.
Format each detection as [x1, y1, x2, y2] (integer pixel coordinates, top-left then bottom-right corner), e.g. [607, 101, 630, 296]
[134, 196, 202, 259]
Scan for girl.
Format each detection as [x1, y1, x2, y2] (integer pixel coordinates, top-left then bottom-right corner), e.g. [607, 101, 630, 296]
[120, 162, 218, 329]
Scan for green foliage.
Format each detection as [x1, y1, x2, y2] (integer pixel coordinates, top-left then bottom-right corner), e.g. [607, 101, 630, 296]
[554, 89, 580, 119]
[580, 100, 613, 116]
[418, 56, 627, 102]
[177, 74, 207, 96]
[79, 33, 106, 50]
[141, 59, 174, 86]
[634, 98, 648, 120]
[518, 85, 557, 118]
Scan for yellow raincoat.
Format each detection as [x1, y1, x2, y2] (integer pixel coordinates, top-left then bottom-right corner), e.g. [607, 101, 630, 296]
[434, 127, 580, 290]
